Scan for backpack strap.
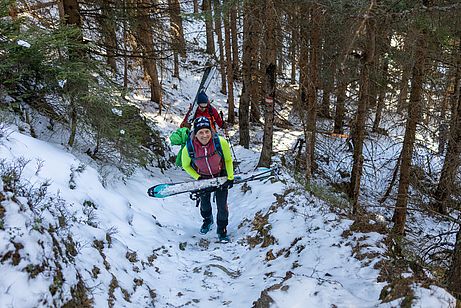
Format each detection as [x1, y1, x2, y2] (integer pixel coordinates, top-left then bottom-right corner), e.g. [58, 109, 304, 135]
[208, 103, 217, 130]
[186, 132, 196, 167]
[212, 133, 223, 158]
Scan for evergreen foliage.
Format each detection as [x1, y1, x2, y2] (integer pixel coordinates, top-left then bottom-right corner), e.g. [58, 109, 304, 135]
[0, 3, 166, 175]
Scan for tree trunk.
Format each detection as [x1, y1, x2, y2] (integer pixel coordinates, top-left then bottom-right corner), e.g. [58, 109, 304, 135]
[434, 44, 461, 214]
[202, 0, 215, 55]
[230, 3, 239, 79]
[213, 0, 227, 94]
[373, 56, 388, 132]
[193, 0, 199, 14]
[289, 11, 298, 85]
[239, 0, 255, 148]
[173, 51, 179, 78]
[62, 0, 83, 147]
[447, 225, 461, 301]
[258, 0, 276, 168]
[168, 0, 186, 58]
[320, 22, 335, 119]
[397, 50, 411, 113]
[349, 5, 375, 214]
[373, 33, 391, 132]
[134, 0, 162, 107]
[303, 5, 320, 180]
[438, 76, 454, 154]
[250, 2, 262, 123]
[223, 7, 235, 124]
[123, 0, 129, 89]
[392, 29, 427, 235]
[100, 0, 117, 73]
[334, 67, 347, 134]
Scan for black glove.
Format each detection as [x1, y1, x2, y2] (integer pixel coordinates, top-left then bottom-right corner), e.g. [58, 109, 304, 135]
[221, 179, 234, 190]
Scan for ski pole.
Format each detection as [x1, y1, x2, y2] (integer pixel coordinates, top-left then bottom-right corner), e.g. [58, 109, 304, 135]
[219, 111, 240, 173]
[224, 127, 241, 173]
[234, 168, 276, 185]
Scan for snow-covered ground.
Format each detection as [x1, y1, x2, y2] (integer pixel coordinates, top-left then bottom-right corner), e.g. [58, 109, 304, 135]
[0, 119, 457, 307]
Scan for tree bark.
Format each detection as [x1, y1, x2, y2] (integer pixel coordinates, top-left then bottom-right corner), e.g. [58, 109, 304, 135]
[134, 0, 162, 107]
[250, 2, 262, 123]
[320, 20, 335, 119]
[193, 0, 199, 14]
[438, 83, 451, 154]
[373, 33, 391, 132]
[258, 0, 276, 168]
[397, 49, 411, 113]
[223, 7, 235, 124]
[434, 44, 461, 214]
[349, 4, 376, 214]
[62, 0, 83, 147]
[230, 3, 239, 79]
[239, 0, 255, 148]
[168, 0, 187, 58]
[289, 11, 298, 85]
[122, 0, 129, 89]
[202, 0, 215, 55]
[392, 29, 427, 235]
[447, 225, 461, 301]
[168, 0, 186, 78]
[100, 0, 117, 73]
[303, 4, 320, 180]
[333, 67, 347, 134]
[213, 0, 227, 94]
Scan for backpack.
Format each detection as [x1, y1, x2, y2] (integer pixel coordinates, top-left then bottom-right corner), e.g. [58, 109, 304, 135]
[185, 132, 223, 168]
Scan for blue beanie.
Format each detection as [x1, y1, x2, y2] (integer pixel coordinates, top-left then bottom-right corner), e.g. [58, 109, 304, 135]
[194, 116, 211, 134]
[197, 91, 208, 104]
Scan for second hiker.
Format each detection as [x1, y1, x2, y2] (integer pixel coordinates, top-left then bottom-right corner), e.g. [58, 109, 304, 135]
[181, 116, 234, 242]
[180, 91, 225, 131]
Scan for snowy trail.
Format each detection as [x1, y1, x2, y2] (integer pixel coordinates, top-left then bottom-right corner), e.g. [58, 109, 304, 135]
[119, 149, 281, 307]
[1, 130, 456, 307]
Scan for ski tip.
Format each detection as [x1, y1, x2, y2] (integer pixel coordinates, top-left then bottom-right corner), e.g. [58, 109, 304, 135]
[147, 184, 169, 198]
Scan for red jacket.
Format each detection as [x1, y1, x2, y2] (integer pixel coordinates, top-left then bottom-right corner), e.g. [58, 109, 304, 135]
[181, 104, 224, 130]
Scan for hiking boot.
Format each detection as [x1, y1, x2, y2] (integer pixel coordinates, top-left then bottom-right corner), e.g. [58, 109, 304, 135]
[218, 233, 230, 243]
[217, 227, 229, 243]
[200, 218, 213, 234]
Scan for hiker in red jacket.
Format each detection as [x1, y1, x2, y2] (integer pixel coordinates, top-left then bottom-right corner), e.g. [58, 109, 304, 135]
[180, 91, 225, 131]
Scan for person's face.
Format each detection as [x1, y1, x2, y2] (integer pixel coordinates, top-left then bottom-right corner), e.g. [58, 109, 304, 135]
[196, 128, 212, 145]
[199, 103, 207, 111]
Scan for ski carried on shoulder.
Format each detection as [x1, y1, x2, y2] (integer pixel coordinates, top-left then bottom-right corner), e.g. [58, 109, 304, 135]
[186, 64, 217, 125]
[147, 167, 277, 199]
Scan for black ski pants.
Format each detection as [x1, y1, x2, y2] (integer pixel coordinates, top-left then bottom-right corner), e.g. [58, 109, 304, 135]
[200, 187, 228, 233]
